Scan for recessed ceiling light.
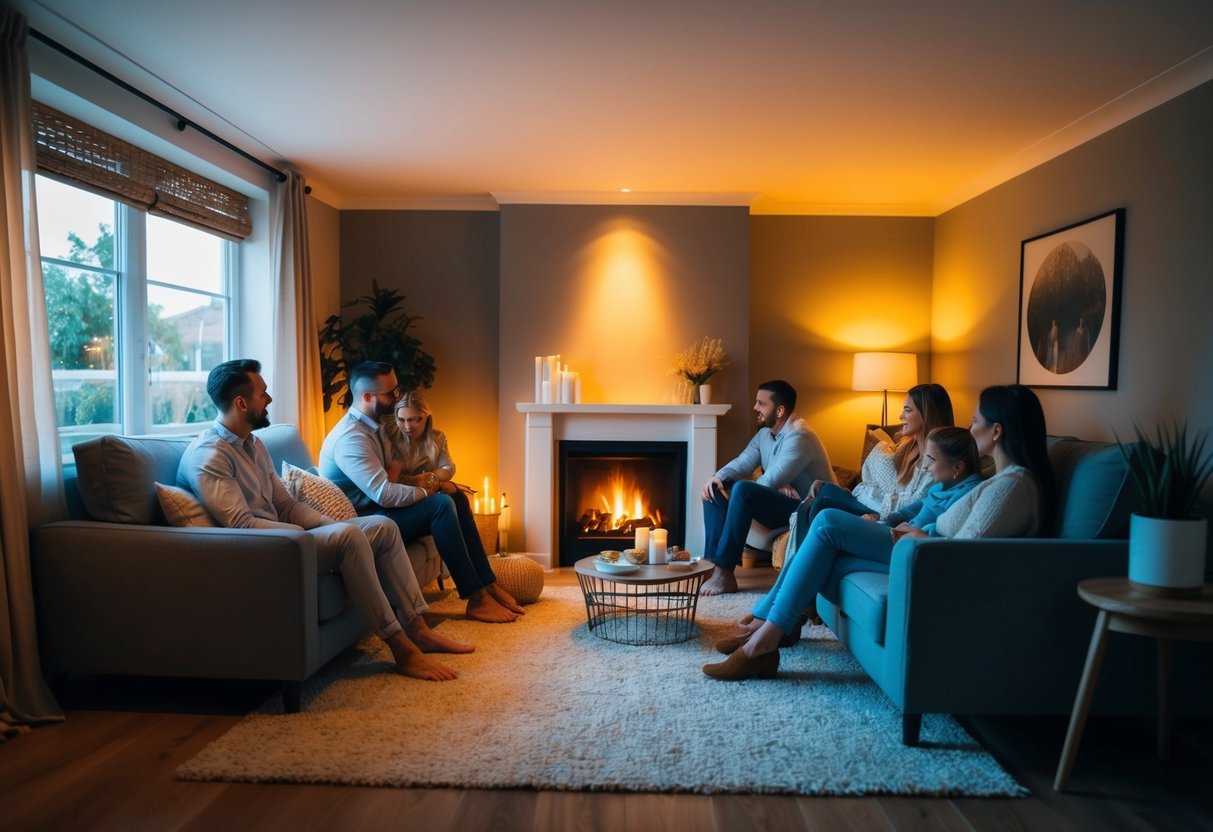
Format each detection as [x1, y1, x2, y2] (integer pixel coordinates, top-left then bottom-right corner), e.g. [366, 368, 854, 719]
[620, 187, 632, 193]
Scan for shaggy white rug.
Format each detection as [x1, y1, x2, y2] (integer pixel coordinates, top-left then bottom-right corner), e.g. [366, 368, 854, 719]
[177, 586, 1026, 796]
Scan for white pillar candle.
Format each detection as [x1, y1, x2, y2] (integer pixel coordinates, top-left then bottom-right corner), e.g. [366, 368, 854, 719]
[635, 526, 650, 555]
[648, 527, 668, 564]
[560, 370, 573, 404]
[474, 497, 481, 514]
[541, 380, 551, 403]
[484, 476, 490, 500]
[534, 356, 542, 402]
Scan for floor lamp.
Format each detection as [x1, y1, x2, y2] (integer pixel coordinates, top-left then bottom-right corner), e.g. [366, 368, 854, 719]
[852, 352, 918, 427]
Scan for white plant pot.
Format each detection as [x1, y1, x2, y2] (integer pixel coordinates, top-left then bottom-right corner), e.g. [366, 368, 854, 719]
[1128, 514, 1208, 595]
[698, 384, 712, 405]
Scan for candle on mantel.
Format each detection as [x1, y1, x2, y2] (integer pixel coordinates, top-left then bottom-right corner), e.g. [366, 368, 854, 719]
[534, 356, 542, 402]
[541, 380, 551, 403]
[474, 497, 480, 513]
[500, 492, 510, 553]
[560, 369, 573, 403]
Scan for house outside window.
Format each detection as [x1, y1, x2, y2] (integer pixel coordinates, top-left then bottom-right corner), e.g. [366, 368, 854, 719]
[37, 174, 235, 460]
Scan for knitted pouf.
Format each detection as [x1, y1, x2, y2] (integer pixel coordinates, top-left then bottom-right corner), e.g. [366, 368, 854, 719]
[489, 555, 544, 604]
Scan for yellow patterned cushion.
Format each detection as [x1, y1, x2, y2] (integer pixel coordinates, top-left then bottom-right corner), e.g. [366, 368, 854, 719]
[155, 482, 217, 527]
[280, 462, 357, 522]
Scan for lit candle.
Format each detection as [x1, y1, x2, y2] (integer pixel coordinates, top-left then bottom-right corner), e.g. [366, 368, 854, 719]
[500, 492, 510, 553]
[490, 497, 496, 513]
[648, 528, 668, 564]
[560, 370, 573, 404]
[484, 476, 490, 501]
[635, 526, 650, 554]
[534, 356, 542, 402]
[474, 497, 481, 514]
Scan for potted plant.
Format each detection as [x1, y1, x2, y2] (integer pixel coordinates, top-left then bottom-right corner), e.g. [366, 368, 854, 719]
[669, 336, 728, 404]
[318, 281, 436, 411]
[1118, 422, 1213, 596]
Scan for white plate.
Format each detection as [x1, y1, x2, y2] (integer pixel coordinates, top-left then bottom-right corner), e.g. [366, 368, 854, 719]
[595, 560, 639, 575]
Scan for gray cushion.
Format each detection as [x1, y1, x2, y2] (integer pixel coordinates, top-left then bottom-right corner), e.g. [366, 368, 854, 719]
[72, 435, 191, 524]
[256, 423, 316, 473]
[1047, 436, 1136, 539]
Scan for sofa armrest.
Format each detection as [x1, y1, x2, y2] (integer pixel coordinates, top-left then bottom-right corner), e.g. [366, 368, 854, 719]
[31, 521, 322, 682]
[882, 537, 1136, 714]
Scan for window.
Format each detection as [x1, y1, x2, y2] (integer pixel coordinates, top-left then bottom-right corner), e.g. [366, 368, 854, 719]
[37, 175, 236, 459]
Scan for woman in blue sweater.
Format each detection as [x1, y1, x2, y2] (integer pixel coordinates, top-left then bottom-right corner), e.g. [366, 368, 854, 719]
[705, 426, 983, 679]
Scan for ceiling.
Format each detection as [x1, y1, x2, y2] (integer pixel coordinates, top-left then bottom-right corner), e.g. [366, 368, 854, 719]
[17, 0, 1213, 214]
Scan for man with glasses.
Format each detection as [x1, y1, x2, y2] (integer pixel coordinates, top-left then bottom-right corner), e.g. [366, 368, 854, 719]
[320, 361, 524, 623]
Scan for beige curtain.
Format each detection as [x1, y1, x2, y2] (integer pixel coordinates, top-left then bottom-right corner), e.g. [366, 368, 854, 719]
[0, 8, 66, 741]
[271, 170, 325, 456]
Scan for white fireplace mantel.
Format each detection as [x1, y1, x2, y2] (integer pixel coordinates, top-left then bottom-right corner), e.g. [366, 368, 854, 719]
[517, 403, 731, 569]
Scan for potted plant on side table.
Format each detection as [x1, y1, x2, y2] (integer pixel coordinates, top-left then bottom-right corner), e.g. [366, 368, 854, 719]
[1119, 422, 1213, 597]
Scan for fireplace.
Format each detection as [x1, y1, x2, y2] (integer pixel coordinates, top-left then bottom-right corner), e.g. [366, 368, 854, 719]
[557, 440, 687, 566]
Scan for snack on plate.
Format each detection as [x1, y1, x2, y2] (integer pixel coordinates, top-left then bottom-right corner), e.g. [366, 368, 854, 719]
[668, 549, 690, 562]
[597, 550, 621, 563]
[622, 548, 647, 564]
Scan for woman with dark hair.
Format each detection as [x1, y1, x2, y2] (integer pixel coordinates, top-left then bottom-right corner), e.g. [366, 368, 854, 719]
[705, 384, 1052, 681]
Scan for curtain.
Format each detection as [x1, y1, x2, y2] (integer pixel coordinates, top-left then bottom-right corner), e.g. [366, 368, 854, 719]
[0, 8, 66, 741]
[271, 170, 324, 456]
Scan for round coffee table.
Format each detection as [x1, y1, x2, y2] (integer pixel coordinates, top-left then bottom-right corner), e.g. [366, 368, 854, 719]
[573, 556, 713, 645]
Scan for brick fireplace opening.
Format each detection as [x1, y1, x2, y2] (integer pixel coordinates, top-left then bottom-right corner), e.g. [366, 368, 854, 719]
[557, 440, 687, 566]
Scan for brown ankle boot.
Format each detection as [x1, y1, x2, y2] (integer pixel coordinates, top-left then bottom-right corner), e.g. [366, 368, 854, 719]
[702, 647, 780, 681]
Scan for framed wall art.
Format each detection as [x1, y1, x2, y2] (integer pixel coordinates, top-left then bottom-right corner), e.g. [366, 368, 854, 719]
[1017, 209, 1124, 389]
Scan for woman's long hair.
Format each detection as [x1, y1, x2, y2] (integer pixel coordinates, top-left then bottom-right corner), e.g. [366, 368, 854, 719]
[978, 384, 1056, 532]
[392, 390, 440, 473]
[895, 383, 955, 484]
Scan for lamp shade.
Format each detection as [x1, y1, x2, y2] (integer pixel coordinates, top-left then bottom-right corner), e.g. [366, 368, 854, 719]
[852, 352, 918, 392]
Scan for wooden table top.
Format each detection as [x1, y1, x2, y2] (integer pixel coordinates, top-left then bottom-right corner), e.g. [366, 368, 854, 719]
[573, 555, 713, 586]
[1077, 577, 1213, 624]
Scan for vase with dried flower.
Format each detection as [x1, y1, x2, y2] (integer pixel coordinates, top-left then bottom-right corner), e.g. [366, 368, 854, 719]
[670, 337, 728, 404]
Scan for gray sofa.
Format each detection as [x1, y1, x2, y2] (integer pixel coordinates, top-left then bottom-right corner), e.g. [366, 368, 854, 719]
[30, 424, 441, 712]
[809, 436, 1213, 744]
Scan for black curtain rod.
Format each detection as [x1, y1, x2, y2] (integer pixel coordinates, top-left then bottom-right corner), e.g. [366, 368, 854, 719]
[30, 27, 309, 191]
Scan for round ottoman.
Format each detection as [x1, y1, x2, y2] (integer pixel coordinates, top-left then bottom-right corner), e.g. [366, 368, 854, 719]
[489, 555, 545, 604]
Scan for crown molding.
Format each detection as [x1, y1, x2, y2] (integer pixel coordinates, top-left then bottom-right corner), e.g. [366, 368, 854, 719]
[491, 191, 758, 207]
[334, 195, 500, 211]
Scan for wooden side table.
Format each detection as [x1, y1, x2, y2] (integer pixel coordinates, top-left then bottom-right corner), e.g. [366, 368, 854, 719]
[1053, 577, 1213, 792]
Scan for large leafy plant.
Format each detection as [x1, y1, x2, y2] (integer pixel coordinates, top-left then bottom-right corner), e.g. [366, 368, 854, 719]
[1117, 422, 1213, 520]
[318, 281, 436, 411]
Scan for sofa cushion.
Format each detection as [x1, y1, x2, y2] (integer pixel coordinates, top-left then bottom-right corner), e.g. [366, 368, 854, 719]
[836, 568, 890, 645]
[73, 435, 192, 524]
[1048, 436, 1136, 539]
[281, 462, 357, 521]
[155, 482, 216, 527]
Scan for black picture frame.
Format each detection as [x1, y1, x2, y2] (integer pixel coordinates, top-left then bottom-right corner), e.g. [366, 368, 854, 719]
[1017, 209, 1124, 390]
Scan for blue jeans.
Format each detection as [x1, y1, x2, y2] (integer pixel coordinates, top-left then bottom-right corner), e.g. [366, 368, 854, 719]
[371, 488, 497, 599]
[703, 480, 799, 570]
[752, 508, 896, 632]
[791, 482, 870, 542]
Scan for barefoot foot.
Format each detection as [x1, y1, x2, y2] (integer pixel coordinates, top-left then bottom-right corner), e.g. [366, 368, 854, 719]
[398, 653, 459, 682]
[466, 591, 520, 623]
[487, 583, 526, 614]
[699, 567, 739, 596]
[406, 617, 475, 654]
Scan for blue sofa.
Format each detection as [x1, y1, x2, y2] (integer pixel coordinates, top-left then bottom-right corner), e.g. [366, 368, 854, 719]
[30, 424, 441, 712]
[811, 436, 1213, 744]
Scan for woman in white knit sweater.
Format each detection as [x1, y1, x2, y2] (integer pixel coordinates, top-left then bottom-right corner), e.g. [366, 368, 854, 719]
[704, 384, 1056, 681]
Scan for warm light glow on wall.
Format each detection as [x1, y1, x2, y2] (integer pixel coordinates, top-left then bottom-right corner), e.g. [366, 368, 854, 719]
[569, 220, 678, 403]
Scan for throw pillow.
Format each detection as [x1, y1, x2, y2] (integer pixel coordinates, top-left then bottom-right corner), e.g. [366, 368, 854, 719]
[281, 462, 357, 521]
[155, 482, 217, 527]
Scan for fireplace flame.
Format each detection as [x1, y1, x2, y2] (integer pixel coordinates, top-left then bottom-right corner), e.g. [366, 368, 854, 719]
[589, 466, 662, 531]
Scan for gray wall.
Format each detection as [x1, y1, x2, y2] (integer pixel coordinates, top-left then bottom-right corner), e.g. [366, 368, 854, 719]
[933, 80, 1213, 440]
[338, 210, 501, 485]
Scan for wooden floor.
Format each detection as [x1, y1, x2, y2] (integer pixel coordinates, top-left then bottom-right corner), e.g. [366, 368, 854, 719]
[3, 568, 1212, 832]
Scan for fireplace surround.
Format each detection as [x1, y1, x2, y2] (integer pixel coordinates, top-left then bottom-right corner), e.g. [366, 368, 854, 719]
[518, 403, 730, 569]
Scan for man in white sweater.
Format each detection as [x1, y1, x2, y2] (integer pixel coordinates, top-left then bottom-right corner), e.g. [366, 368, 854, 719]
[699, 380, 834, 595]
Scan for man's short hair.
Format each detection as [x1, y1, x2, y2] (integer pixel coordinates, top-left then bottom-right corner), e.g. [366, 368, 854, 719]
[207, 359, 261, 412]
[758, 379, 797, 414]
[348, 360, 396, 397]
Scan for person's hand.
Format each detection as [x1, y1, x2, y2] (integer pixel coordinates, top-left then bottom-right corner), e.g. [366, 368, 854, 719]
[778, 484, 800, 500]
[438, 481, 458, 495]
[701, 476, 728, 503]
[891, 523, 926, 541]
[806, 479, 825, 500]
[860, 513, 878, 522]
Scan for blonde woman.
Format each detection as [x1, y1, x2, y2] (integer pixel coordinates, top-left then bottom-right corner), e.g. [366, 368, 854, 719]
[392, 390, 525, 618]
